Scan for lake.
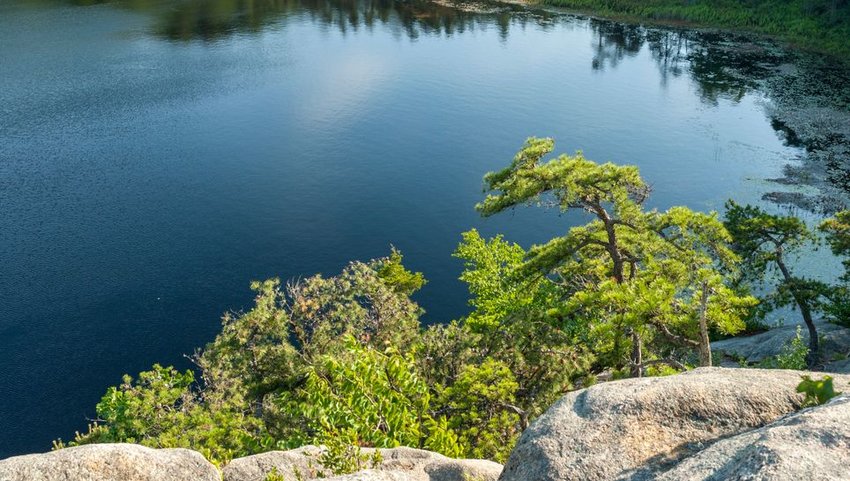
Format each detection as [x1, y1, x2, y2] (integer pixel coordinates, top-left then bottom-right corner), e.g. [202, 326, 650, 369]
[1, 0, 846, 457]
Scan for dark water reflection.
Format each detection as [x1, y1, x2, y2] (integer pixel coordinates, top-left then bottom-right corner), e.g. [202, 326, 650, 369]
[2, 0, 850, 458]
[588, 19, 850, 207]
[28, 0, 847, 123]
[147, 0, 522, 42]
[591, 21, 770, 105]
[32, 0, 554, 41]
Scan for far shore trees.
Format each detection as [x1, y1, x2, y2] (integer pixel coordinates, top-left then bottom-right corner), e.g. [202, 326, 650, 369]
[476, 137, 753, 375]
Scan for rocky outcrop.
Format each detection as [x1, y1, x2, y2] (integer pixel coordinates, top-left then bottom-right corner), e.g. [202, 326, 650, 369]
[5, 368, 849, 481]
[424, 458, 504, 481]
[223, 446, 502, 481]
[712, 321, 850, 366]
[0, 443, 220, 481]
[656, 394, 850, 481]
[824, 358, 850, 374]
[0, 444, 499, 481]
[221, 445, 326, 480]
[324, 470, 411, 481]
[499, 367, 850, 481]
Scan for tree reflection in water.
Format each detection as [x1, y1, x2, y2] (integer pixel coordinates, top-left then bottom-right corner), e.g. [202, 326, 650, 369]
[588, 18, 849, 211]
[28, 0, 850, 211]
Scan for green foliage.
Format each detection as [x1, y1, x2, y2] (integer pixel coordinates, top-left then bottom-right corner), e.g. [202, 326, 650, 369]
[264, 467, 287, 481]
[59, 252, 439, 467]
[64, 248, 555, 468]
[196, 257, 425, 437]
[434, 228, 591, 460]
[535, 0, 850, 60]
[451, 229, 585, 408]
[65, 144, 850, 470]
[376, 247, 427, 296]
[724, 201, 825, 364]
[759, 326, 810, 370]
[54, 364, 266, 465]
[453, 230, 534, 333]
[438, 359, 521, 463]
[315, 431, 381, 476]
[278, 335, 462, 459]
[820, 211, 850, 280]
[724, 201, 813, 274]
[477, 138, 752, 374]
[95, 364, 195, 442]
[644, 364, 682, 377]
[797, 375, 842, 407]
[477, 137, 647, 226]
[823, 285, 850, 327]
[820, 211, 850, 326]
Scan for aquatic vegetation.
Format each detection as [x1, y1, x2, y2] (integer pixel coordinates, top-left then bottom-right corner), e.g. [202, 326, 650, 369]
[538, 0, 850, 59]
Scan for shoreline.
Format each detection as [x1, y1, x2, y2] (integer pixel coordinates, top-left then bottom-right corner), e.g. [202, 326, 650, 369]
[478, 0, 850, 62]
[459, 0, 850, 213]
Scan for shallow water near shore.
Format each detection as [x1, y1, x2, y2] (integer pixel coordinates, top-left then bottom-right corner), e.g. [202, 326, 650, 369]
[1, 0, 848, 457]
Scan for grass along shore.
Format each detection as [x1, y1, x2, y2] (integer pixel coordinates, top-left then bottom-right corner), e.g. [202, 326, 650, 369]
[531, 0, 850, 60]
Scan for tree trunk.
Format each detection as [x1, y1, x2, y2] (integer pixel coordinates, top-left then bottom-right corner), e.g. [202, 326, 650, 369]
[698, 282, 712, 367]
[776, 254, 819, 366]
[630, 330, 642, 377]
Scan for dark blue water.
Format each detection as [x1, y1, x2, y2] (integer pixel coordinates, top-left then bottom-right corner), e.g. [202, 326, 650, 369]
[0, 0, 816, 457]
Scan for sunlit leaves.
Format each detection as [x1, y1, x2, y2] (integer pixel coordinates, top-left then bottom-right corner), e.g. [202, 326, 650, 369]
[797, 375, 842, 407]
[477, 138, 751, 372]
[281, 335, 462, 458]
[57, 364, 266, 465]
[724, 200, 827, 363]
[438, 359, 520, 462]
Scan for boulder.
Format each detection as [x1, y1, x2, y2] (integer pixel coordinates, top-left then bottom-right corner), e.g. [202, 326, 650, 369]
[0, 443, 219, 481]
[424, 459, 503, 481]
[221, 445, 326, 481]
[499, 367, 850, 481]
[224, 446, 502, 481]
[823, 358, 850, 374]
[325, 470, 413, 481]
[656, 395, 850, 481]
[362, 446, 443, 474]
[712, 321, 850, 364]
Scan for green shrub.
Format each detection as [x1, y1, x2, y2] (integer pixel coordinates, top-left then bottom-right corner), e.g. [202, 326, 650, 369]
[644, 364, 682, 377]
[315, 431, 382, 476]
[264, 467, 287, 481]
[278, 335, 463, 461]
[759, 326, 809, 370]
[797, 375, 842, 407]
[536, 0, 850, 59]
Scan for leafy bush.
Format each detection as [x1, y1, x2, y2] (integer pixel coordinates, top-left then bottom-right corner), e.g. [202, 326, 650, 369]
[315, 432, 382, 476]
[67, 144, 850, 469]
[797, 375, 842, 407]
[57, 254, 441, 467]
[644, 364, 682, 377]
[758, 326, 810, 370]
[58, 250, 547, 467]
[438, 359, 521, 462]
[53, 364, 267, 465]
[278, 335, 462, 459]
[264, 467, 287, 481]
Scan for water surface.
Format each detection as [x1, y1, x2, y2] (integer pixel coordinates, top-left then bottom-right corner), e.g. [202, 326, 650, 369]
[0, 0, 836, 456]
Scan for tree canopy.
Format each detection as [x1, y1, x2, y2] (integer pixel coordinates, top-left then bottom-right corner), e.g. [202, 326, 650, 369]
[59, 138, 850, 469]
[477, 138, 752, 375]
